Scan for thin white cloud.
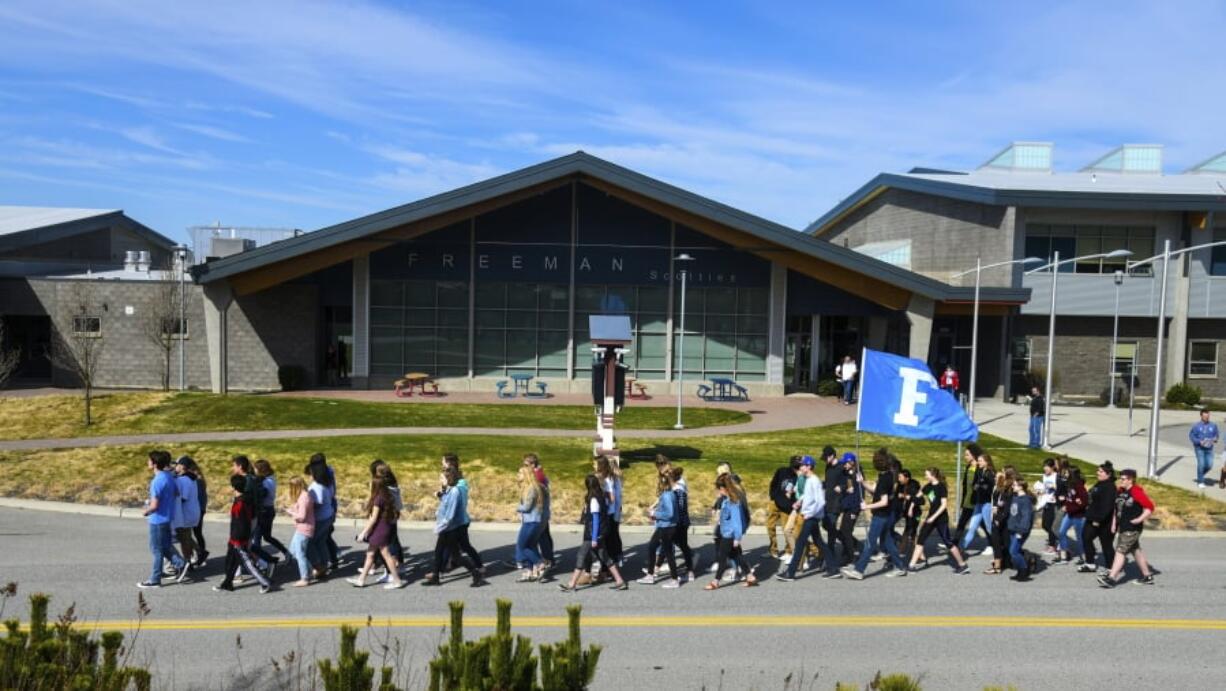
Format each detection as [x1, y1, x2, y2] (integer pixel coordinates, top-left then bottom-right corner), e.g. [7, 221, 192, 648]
[173, 123, 250, 143]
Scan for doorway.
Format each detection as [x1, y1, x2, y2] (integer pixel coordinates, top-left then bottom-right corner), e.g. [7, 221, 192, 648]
[784, 315, 813, 392]
[2, 315, 51, 382]
[321, 306, 353, 387]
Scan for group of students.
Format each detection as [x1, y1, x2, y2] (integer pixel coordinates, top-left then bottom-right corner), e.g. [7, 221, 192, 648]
[137, 442, 1158, 593]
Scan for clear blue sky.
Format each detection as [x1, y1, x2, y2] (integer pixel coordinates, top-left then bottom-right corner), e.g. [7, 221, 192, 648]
[1, 1, 1223, 243]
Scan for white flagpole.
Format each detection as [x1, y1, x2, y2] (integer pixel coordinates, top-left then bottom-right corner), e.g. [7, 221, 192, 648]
[855, 347, 867, 458]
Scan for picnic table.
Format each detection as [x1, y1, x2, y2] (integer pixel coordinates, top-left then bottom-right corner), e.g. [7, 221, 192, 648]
[394, 372, 437, 397]
[509, 372, 534, 396]
[625, 376, 649, 399]
[699, 376, 749, 402]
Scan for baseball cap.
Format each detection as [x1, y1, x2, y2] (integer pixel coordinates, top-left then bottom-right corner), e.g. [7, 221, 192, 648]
[840, 452, 857, 464]
[800, 455, 816, 467]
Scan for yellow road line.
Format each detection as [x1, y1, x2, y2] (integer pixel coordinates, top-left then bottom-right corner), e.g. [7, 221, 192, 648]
[71, 615, 1226, 632]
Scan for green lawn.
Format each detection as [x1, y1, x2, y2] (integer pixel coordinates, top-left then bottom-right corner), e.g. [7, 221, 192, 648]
[0, 391, 749, 440]
[1, 422, 1219, 529]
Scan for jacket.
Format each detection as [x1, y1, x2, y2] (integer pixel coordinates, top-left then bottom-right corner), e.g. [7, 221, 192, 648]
[674, 479, 691, 528]
[824, 463, 846, 509]
[517, 486, 542, 523]
[228, 495, 255, 548]
[172, 475, 201, 530]
[970, 468, 995, 505]
[1086, 479, 1115, 523]
[288, 490, 315, 537]
[1006, 495, 1035, 534]
[1190, 421, 1220, 448]
[797, 472, 825, 520]
[435, 486, 461, 534]
[653, 489, 677, 528]
[718, 499, 745, 541]
[1063, 482, 1088, 517]
[769, 466, 798, 512]
[582, 494, 608, 542]
[455, 478, 472, 526]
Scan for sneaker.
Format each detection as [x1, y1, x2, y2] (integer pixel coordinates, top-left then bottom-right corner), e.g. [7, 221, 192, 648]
[1043, 546, 1057, 555]
[779, 553, 792, 565]
[1198, 482, 1208, 489]
[1053, 557, 1067, 565]
[212, 584, 233, 592]
[870, 553, 885, 563]
[609, 582, 629, 591]
[1097, 575, 1117, 589]
[259, 584, 271, 594]
[1135, 575, 1155, 586]
[420, 578, 441, 587]
[841, 567, 864, 580]
[136, 580, 161, 589]
[376, 573, 391, 584]
[886, 568, 908, 578]
[775, 574, 796, 583]
[345, 577, 366, 588]
[661, 579, 682, 589]
[636, 574, 656, 585]
[708, 562, 719, 573]
[557, 583, 574, 593]
[383, 580, 407, 590]
[954, 565, 971, 576]
[175, 565, 191, 584]
[470, 578, 489, 588]
[979, 546, 993, 557]
[195, 549, 210, 565]
[800, 559, 811, 572]
[822, 571, 843, 579]
[1076, 563, 1096, 574]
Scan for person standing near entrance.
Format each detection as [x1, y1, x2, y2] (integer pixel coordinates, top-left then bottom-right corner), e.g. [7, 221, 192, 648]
[939, 365, 960, 398]
[1028, 386, 1045, 449]
[836, 355, 858, 406]
[1188, 408, 1218, 488]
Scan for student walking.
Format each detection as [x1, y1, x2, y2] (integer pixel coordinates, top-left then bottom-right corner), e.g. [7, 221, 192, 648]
[252, 459, 292, 575]
[907, 468, 969, 574]
[137, 451, 188, 589]
[842, 449, 909, 580]
[368, 460, 405, 580]
[706, 473, 756, 589]
[524, 454, 555, 573]
[835, 453, 863, 566]
[422, 466, 486, 587]
[515, 466, 546, 581]
[306, 457, 336, 580]
[214, 474, 271, 594]
[284, 475, 315, 587]
[440, 454, 485, 575]
[776, 456, 839, 581]
[895, 468, 923, 560]
[670, 466, 696, 581]
[308, 453, 342, 570]
[171, 456, 201, 575]
[180, 457, 210, 567]
[639, 474, 682, 587]
[767, 456, 800, 559]
[346, 476, 406, 589]
[820, 447, 844, 560]
[1098, 469, 1156, 588]
[594, 456, 624, 567]
[1037, 459, 1060, 553]
[960, 452, 997, 554]
[559, 474, 627, 592]
[1007, 477, 1036, 582]
[1189, 408, 1219, 488]
[1054, 468, 1088, 566]
[1080, 462, 1118, 574]
[983, 465, 1016, 575]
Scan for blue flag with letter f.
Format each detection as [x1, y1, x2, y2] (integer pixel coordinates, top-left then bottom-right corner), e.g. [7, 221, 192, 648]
[856, 348, 978, 442]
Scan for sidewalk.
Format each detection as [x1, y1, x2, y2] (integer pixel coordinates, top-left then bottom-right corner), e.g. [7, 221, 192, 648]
[973, 399, 1226, 503]
[0, 394, 855, 452]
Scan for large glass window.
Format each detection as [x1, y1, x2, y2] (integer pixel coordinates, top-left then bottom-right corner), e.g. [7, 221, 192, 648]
[574, 285, 670, 378]
[369, 280, 469, 377]
[1189, 340, 1218, 378]
[672, 286, 769, 382]
[475, 282, 569, 377]
[1025, 224, 1154, 274]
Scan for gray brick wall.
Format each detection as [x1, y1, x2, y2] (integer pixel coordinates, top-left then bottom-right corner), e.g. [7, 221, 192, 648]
[224, 285, 319, 391]
[822, 188, 1016, 287]
[1015, 315, 1169, 401]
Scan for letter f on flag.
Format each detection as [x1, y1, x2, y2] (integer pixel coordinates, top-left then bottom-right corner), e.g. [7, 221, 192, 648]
[857, 349, 978, 442]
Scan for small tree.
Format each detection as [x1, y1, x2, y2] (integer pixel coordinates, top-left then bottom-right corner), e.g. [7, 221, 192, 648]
[0, 318, 20, 390]
[50, 282, 105, 426]
[141, 265, 183, 391]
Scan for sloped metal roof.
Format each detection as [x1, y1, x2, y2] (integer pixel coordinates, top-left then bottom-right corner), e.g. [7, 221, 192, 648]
[0, 206, 118, 236]
[191, 151, 1028, 305]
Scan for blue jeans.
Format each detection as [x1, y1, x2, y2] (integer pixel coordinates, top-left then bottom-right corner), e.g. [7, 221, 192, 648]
[960, 503, 993, 551]
[1057, 515, 1085, 555]
[786, 516, 836, 577]
[290, 531, 312, 580]
[1009, 531, 1030, 571]
[148, 522, 185, 584]
[853, 514, 905, 573]
[308, 517, 334, 570]
[1028, 415, 1043, 448]
[1194, 446, 1215, 484]
[842, 380, 855, 403]
[515, 521, 543, 567]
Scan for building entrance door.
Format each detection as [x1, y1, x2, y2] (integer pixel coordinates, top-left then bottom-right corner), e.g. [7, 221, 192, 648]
[2, 315, 51, 381]
[322, 306, 353, 387]
[784, 315, 813, 392]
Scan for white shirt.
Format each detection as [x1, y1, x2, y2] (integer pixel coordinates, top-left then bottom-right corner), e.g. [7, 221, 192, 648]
[838, 362, 858, 382]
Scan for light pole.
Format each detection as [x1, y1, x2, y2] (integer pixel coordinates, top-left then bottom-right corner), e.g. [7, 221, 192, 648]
[1128, 238, 1226, 477]
[951, 256, 1042, 420]
[1027, 248, 1134, 448]
[174, 244, 188, 391]
[673, 253, 694, 430]
[1107, 269, 1124, 407]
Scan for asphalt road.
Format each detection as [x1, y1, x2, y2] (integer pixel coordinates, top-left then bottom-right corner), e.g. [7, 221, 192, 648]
[1, 506, 1223, 690]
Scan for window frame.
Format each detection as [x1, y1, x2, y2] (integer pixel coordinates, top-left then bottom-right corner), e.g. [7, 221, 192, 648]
[71, 315, 102, 338]
[1188, 340, 1219, 379]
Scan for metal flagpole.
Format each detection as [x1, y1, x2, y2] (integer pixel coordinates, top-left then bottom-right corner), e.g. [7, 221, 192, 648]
[954, 441, 964, 511]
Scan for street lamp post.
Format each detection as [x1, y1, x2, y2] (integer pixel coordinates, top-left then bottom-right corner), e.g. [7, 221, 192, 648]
[1128, 238, 1226, 476]
[175, 245, 188, 391]
[1107, 269, 1124, 407]
[951, 256, 1042, 421]
[1027, 248, 1134, 448]
[673, 253, 694, 430]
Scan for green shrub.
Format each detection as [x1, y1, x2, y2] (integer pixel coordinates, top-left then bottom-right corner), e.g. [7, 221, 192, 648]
[539, 605, 601, 691]
[318, 624, 401, 691]
[0, 590, 151, 691]
[277, 365, 307, 391]
[1166, 382, 1202, 407]
[817, 379, 843, 397]
[869, 672, 923, 691]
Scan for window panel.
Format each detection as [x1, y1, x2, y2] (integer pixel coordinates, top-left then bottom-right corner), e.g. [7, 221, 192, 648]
[475, 282, 505, 308]
[506, 311, 537, 329]
[737, 288, 768, 313]
[370, 281, 403, 307]
[438, 309, 468, 327]
[370, 307, 403, 327]
[638, 312, 668, 332]
[436, 281, 468, 308]
[705, 288, 736, 313]
[507, 285, 538, 309]
[475, 309, 506, 328]
[1189, 341, 1218, 378]
[538, 311, 569, 330]
[405, 282, 434, 307]
[576, 286, 604, 312]
[540, 285, 569, 311]
[404, 309, 435, 327]
[705, 314, 736, 333]
[638, 287, 668, 312]
[737, 315, 768, 333]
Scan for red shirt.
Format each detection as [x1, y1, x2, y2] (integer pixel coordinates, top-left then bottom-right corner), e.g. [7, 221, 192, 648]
[940, 370, 959, 390]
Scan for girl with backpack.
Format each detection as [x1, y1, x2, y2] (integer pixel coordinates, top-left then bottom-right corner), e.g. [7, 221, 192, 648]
[706, 472, 756, 590]
[179, 457, 210, 567]
[559, 474, 627, 592]
[346, 476, 406, 589]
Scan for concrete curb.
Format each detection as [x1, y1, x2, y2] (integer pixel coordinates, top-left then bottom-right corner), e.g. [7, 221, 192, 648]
[1, 496, 1222, 538]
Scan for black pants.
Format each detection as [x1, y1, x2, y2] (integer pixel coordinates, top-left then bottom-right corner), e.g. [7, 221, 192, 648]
[1083, 520, 1116, 568]
[714, 537, 748, 581]
[432, 529, 478, 583]
[575, 539, 614, 572]
[646, 526, 679, 578]
[606, 518, 623, 563]
[991, 521, 1010, 568]
[538, 522, 554, 564]
[786, 517, 835, 576]
[1042, 504, 1058, 547]
[837, 511, 860, 565]
[193, 517, 207, 557]
[221, 545, 269, 589]
[899, 517, 920, 559]
[256, 507, 289, 556]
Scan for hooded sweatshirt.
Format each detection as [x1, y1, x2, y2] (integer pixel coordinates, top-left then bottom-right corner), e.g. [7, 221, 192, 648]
[1086, 479, 1116, 524]
[1007, 494, 1035, 534]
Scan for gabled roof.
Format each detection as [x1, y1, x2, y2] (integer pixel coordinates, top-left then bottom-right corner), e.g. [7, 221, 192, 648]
[192, 152, 1027, 305]
[0, 205, 176, 251]
[806, 168, 1226, 235]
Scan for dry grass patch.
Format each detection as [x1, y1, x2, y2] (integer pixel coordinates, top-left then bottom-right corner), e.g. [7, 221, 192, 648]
[0, 392, 173, 440]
